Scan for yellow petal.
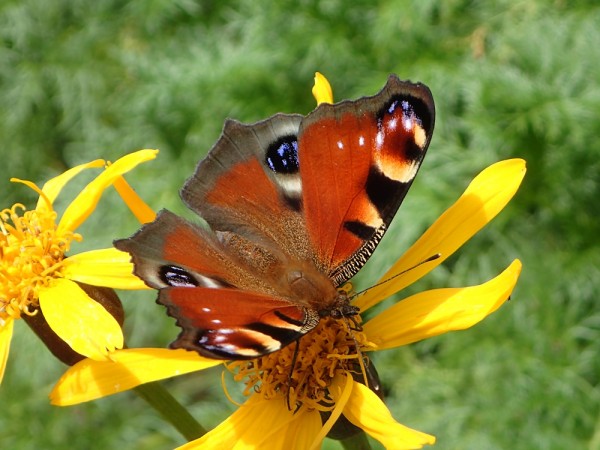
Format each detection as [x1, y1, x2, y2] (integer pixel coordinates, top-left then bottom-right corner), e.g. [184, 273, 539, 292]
[39, 279, 124, 360]
[312, 72, 334, 105]
[112, 175, 157, 224]
[36, 159, 105, 211]
[50, 348, 220, 405]
[341, 379, 435, 449]
[178, 395, 307, 450]
[356, 159, 526, 311]
[0, 319, 14, 385]
[62, 248, 150, 290]
[58, 149, 158, 233]
[282, 409, 322, 450]
[363, 259, 522, 350]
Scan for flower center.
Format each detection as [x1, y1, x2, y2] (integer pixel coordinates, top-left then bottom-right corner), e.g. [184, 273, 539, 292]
[226, 315, 375, 412]
[0, 203, 80, 322]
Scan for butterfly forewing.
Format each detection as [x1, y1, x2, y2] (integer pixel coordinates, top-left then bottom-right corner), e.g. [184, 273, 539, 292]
[180, 114, 311, 261]
[298, 75, 435, 284]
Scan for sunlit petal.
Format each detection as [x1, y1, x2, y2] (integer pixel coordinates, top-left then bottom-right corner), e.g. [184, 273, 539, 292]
[62, 248, 149, 290]
[364, 260, 522, 350]
[342, 380, 435, 449]
[36, 159, 105, 211]
[178, 394, 305, 450]
[312, 72, 334, 105]
[58, 149, 158, 233]
[0, 319, 14, 384]
[39, 279, 124, 360]
[282, 409, 322, 450]
[50, 348, 220, 405]
[356, 159, 526, 311]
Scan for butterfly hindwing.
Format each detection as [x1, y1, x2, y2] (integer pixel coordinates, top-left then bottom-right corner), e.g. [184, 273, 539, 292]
[162, 287, 318, 359]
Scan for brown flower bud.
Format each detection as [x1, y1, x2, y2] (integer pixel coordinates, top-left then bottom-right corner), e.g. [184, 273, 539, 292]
[24, 283, 124, 366]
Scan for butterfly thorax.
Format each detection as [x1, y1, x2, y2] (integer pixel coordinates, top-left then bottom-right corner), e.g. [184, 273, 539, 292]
[282, 263, 358, 318]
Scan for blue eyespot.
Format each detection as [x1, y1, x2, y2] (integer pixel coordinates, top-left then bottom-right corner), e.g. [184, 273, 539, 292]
[265, 135, 299, 174]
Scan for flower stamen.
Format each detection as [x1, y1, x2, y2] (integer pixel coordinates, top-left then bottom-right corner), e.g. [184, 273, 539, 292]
[0, 201, 79, 322]
[10, 178, 52, 211]
[226, 315, 376, 412]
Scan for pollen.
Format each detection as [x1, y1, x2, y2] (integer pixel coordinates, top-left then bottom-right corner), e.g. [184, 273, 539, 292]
[0, 203, 81, 322]
[226, 315, 376, 412]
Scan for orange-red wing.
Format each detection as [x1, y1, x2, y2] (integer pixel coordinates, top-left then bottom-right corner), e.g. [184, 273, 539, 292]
[181, 115, 311, 257]
[161, 287, 317, 359]
[115, 210, 247, 288]
[298, 75, 435, 284]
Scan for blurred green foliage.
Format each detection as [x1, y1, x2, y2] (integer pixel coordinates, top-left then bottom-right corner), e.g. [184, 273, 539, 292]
[1, 1, 599, 449]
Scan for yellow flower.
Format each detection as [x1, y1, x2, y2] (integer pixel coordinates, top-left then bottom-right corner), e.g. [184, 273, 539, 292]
[50, 163, 525, 449]
[49, 75, 526, 449]
[0, 150, 157, 383]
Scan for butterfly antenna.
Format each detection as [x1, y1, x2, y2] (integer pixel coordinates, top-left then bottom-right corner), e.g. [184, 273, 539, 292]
[350, 253, 441, 300]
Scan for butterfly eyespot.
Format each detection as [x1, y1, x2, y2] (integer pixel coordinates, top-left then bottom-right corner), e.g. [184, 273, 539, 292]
[383, 93, 432, 131]
[386, 94, 432, 153]
[265, 135, 299, 174]
[159, 265, 199, 287]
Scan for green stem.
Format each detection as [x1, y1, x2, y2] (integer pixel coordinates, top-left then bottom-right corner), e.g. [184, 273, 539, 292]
[134, 381, 207, 441]
[340, 431, 372, 450]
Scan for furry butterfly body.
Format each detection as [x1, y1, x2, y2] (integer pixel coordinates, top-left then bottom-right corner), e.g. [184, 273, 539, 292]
[115, 75, 435, 360]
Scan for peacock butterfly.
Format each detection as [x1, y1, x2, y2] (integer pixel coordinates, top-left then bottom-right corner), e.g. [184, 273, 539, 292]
[115, 75, 435, 360]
